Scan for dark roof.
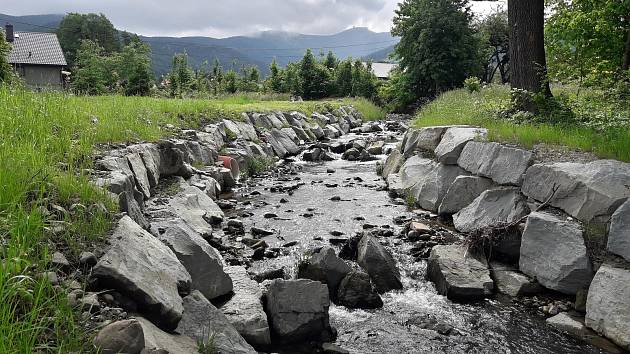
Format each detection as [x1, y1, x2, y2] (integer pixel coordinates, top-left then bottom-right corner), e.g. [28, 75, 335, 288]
[7, 31, 67, 66]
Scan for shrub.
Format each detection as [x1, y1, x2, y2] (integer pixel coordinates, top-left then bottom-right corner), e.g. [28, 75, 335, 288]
[464, 77, 482, 93]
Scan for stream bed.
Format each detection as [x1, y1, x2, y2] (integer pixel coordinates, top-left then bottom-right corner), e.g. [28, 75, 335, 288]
[225, 132, 607, 354]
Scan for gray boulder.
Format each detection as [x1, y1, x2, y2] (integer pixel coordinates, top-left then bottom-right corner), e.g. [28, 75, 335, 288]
[427, 245, 493, 300]
[402, 126, 449, 157]
[438, 175, 494, 215]
[94, 319, 145, 354]
[269, 128, 300, 158]
[607, 200, 630, 262]
[298, 246, 352, 300]
[152, 219, 232, 301]
[281, 127, 300, 145]
[381, 149, 403, 179]
[519, 212, 592, 295]
[336, 271, 383, 309]
[265, 279, 334, 344]
[458, 142, 533, 185]
[453, 188, 530, 233]
[167, 186, 224, 238]
[127, 153, 152, 199]
[399, 156, 468, 212]
[434, 127, 487, 164]
[177, 291, 257, 354]
[367, 141, 385, 155]
[357, 234, 403, 293]
[386, 173, 404, 196]
[119, 190, 150, 230]
[136, 317, 198, 354]
[221, 266, 271, 348]
[127, 144, 161, 188]
[92, 216, 191, 331]
[585, 264, 630, 351]
[223, 120, 258, 141]
[157, 140, 192, 178]
[490, 262, 541, 297]
[521, 160, 630, 222]
[308, 124, 325, 140]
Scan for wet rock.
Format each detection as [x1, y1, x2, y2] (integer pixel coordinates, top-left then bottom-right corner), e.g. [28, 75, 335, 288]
[399, 156, 469, 212]
[177, 290, 257, 353]
[251, 227, 274, 237]
[298, 247, 352, 300]
[94, 319, 144, 354]
[152, 219, 232, 300]
[438, 176, 494, 215]
[453, 188, 530, 233]
[221, 266, 271, 348]
[357, 235, 403, 293]
[434, 127, 487, 164]
[342, 148, 361, 161]
[585, 263, 630, 351]
[490, 262, 542, 297]
[322, 342, 350, 354]
[265, 279, 335, 344]
[607, 200, 630, 262]
[427, 244, 493, 301]
[336, 271, 383, 309]
[249, 267, 286, 282]
[167, 186, 224, 237]
[458, 142, 533, 185]
[519, 212, 592, 295]
[282, 241, 299, 247]
[92, 216, 191, 331]
[264, 212, 278, 219]
[136, 317, 198, 354]
[521, 160, 630, 222]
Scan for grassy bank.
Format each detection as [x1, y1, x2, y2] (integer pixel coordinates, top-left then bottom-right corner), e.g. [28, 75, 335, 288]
[413, 85, 630, 162]
[0, 85, 384, 352]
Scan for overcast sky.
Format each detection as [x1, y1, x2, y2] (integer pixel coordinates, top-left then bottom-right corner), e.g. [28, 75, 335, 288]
[3, 0, 506, 38]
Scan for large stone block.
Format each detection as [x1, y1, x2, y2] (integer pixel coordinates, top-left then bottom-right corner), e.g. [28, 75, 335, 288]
[402, 126, 449, 157]
[427, 245, 493, 300]
[585, 264, 630, 351]
[457, 141, 533, 185]
[519, 212, 593, 295]
[453, 188, 530, 233]
[357, 235, 403, 293]
[438, 175, 494, 215]
[607, 200, 630, 262]
[434, 127, 487, 164]
[521, 160, 630, 222]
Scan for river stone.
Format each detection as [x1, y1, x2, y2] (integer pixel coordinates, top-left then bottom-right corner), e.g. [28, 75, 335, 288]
[281, 127, 300, 145]
[177, 290, 257, 354]
[458, 142, 533, 185]
[453, 188, 530, 233]
[490, 262, 541, 297]
[607, 200, 630, 262]
[298, 246, 352, 300]
[381, 149, 403, 179]
[386, 173, 404, 196]
[521, 160, 630, 222]
[357, 234, 403, 293]
[136, 317, 198, 354]
[427, 244, 493, 300]
[292, 126, 312, 142]
[167, 186, 224, 238]
[92, 216, 191, 331]
[94, 319, 145, 354]
[152, 219, 232, 301]
[308, 124, 325, 140]
[434, 127, 487, 164]
[438, 175, 494, 215]
[585, 264, 630, 351]
[336, 271, 383, 309]
[367, 141, 385, 155]
[221, 266, 271, 348]
[265, 279, 334, 344]
[403, 126, 449, 157]
[126, 153, 151, 200]
[519, 212, 592, 295]
[547, 312, 591, 337]
[399, 156, 468, 212]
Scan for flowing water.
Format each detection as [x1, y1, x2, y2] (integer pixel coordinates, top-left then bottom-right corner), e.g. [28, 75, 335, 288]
[227, 130, 608, 354]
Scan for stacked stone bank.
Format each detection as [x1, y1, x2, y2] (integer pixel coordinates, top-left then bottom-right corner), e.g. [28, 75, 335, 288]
[381, 125, 630, 351]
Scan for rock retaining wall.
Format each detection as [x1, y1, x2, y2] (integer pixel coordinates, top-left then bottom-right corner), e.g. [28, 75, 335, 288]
[381, 125, 630, 350]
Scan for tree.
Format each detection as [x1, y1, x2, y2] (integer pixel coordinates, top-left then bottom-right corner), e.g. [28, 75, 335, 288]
[0, 30, 14, 83]
[508, 0, 551, 97]
[57, 13, 121, 66]
[392, 0, 483, 99]
[335, 59, 353, 96]
[72, 40, 111, 95]
[168, 53, 193, 96]
[267, 59, 284, 92]
[478, 8, 509, 83]
[115, 41, 153, 96]
[324, 51, 338, 70]
[299, 49, 332, 99]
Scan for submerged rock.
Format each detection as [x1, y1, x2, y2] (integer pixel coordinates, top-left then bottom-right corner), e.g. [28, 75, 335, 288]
[519, 212, 592, 295]
[298, 247, 352, 300]
[265, 279, 335, 344]
[92, 216, 191, 331]
[427, 244, 493, 301]
[336, 271, 383, 309]
[357, 234, 403, 293]
[490, 262, 541, 297]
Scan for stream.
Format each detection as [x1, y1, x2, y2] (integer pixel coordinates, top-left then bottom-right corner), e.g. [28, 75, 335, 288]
[225, 128, 607, 354]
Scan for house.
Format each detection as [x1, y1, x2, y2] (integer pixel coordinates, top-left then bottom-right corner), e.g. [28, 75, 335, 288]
[363, 62, 396, 80]
[4, 24, 68, 90]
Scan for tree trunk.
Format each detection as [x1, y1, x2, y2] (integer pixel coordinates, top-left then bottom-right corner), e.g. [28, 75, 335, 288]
[622, 22, 630, 71]
[508, 0, 551, 97]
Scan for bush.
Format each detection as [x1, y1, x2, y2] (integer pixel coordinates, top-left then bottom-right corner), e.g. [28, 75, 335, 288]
[464, 77, 482, 93]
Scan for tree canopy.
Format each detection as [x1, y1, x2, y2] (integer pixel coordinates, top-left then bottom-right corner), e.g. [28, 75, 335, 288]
[57, 13, 121, 66]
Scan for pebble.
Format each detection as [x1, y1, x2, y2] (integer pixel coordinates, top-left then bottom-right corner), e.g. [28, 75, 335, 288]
[251, 227, 274, 236]
[282, 241, 299, 247]
[264, 213, 278, 219]
[79, 252, 98, 267]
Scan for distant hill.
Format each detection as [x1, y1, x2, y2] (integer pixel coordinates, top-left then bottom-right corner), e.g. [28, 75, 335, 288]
[363, 44, 396, 62]
[1, 13, 399, 77]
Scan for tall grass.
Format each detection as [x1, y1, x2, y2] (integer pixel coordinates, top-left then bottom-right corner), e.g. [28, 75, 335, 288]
[0, 85, 384, 351]
[413, 85, 630, 162]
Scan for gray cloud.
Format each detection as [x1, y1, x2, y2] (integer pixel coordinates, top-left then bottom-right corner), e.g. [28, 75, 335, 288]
[2, 0, 501, 37]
